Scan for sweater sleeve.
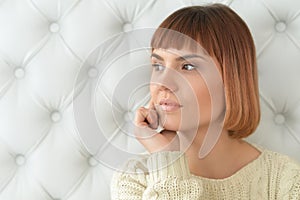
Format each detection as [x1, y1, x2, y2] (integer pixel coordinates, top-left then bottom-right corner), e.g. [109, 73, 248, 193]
[110, 151, 202, 200]
[110, 156, 148, 200]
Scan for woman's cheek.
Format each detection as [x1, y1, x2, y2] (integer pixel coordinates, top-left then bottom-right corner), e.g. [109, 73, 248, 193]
[158, 109, 183, 132]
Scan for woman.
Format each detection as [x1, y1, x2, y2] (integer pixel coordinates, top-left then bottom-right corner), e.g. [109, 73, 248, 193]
[111, 4, 300, 199]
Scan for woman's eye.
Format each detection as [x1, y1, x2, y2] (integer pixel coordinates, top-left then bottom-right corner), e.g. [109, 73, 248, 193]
[152, 64, 165, 71]
[182, 64, 196, 71]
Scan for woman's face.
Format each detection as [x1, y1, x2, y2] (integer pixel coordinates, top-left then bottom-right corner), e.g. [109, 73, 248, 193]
[150, 48, 224, 132]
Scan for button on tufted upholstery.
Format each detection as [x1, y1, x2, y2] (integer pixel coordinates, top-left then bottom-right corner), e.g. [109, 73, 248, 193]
[0, 0, 299, 200]
[50, 111, 61, 123]
[275, 21, 287, 32]
[123, 22, 133, 32]
[87, 67, 98, 78]
[14, 67, 25, 79]
[49, 22, 60, 33]
[274, 114, 286, 125]
[15, 154, 26, 166]
[88, 156, 99, 167]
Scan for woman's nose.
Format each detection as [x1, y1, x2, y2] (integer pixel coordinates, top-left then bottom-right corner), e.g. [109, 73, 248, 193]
[152, 68, 179, 92]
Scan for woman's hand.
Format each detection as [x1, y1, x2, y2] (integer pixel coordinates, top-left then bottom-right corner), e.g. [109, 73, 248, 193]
[134, 104, 180, 153]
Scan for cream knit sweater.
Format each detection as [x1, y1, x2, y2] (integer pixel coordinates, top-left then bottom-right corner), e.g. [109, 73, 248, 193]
[111, 147, 300, 199]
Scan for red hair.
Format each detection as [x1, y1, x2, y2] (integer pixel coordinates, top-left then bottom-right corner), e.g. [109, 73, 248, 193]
[151, 4, 260, 138]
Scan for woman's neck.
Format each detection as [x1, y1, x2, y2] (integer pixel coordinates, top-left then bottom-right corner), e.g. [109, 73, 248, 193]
[184, 128, 261, 179]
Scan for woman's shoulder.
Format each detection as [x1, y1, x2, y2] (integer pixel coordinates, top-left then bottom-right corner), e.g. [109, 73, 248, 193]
[257, 145, 300, 170]
[251, 143, 299, 171]
[250, 144, 300, 197]
[255, 145, 300, 193]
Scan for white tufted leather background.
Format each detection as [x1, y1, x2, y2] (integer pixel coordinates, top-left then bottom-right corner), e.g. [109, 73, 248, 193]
[0, 0, 300, 199]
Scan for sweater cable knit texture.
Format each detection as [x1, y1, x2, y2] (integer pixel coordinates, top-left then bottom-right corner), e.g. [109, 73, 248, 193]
[111, 147, 300, 199]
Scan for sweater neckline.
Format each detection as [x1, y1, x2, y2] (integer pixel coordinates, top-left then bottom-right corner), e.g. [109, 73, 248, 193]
[190, 146, 266, 183]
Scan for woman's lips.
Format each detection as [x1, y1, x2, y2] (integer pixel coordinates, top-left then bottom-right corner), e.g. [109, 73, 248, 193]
[159, 99, 182, 112]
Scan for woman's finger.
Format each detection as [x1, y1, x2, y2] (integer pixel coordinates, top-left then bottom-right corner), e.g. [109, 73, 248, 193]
[147, 109, 158, 129]
[135, 107, 149, 127]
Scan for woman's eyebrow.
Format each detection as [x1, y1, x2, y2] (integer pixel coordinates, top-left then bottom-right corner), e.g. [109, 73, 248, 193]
[176, 54, 204, 61]
[150, 53, 164, 61]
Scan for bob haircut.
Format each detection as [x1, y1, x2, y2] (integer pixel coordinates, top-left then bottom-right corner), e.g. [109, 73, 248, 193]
[151, 4, 260, 138]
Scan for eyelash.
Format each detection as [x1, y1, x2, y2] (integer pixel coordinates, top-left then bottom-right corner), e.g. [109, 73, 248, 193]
[152, 63, 196, 71]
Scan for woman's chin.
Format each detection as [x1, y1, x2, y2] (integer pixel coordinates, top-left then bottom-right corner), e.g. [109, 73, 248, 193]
[161, 123, 179, 132]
